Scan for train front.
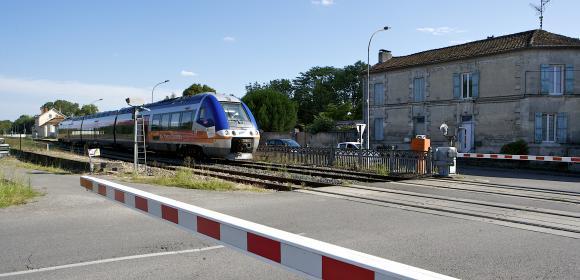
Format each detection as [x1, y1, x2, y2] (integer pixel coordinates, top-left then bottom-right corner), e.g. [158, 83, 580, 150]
[210, 94, 260, 160]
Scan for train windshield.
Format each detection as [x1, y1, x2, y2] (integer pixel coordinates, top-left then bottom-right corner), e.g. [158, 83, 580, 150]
[221, 102, 250, 123]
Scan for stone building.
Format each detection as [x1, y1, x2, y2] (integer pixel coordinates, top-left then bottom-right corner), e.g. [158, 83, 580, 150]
[366, 29, 579, 156]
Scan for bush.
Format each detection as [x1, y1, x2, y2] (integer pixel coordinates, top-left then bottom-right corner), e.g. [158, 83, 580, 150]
[307, 114, 335, 134]
[500, 139, 529, 155]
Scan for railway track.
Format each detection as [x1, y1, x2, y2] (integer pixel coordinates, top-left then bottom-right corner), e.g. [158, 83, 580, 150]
[26, 140, 580, 238]
[298, 184, 580, 239]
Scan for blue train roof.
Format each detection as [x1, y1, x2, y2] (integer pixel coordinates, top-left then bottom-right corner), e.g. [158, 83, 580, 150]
[67, 93, 213, 121]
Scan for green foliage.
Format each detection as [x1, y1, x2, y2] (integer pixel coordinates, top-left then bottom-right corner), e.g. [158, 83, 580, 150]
[500, 139, 529, 155]
[11, 115, 35, 133]
[130, 169, 236, 191]
[79, 104, 98, 116]
[246, 79, 293, 98]
[323, 103, 355, 121]
[242, 88, 297, 132]
[307, 113, 335, 133]
[0, 120, 12, 134]
[182, 83, 216, 96]
[0, 172, 39, 208]
[41, 99, 99, 117]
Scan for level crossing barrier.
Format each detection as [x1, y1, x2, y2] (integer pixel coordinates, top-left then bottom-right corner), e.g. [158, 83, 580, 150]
[458, 153, 580, 163]
[80, 176, 457, 280]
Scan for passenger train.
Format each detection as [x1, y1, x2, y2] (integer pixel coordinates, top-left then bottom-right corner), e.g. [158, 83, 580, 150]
[58, 93, 260, 160]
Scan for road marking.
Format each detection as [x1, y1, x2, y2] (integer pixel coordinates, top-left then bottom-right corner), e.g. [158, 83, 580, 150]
[0, 245, 224, 278]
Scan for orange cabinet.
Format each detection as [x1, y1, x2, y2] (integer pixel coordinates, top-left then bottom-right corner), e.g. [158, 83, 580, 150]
[410, 138, 430, 152]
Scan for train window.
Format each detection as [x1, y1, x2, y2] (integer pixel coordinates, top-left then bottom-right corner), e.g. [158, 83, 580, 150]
[170, 112, 181, 129]
[197, 104, 215, 128]
[151, 115, 161, 131]
[161, 114, 170, 129]
[221, 102, 250, 122]
[180, 111, 193, 130]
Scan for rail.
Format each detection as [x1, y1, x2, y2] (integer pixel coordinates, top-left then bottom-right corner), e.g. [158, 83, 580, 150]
[257, 146, 434, 176]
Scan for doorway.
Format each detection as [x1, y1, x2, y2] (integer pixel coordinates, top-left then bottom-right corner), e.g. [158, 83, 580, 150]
[458, 116, 474, 153]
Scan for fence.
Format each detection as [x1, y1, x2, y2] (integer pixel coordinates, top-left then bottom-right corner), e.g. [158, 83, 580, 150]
[257, 146, 434, 176]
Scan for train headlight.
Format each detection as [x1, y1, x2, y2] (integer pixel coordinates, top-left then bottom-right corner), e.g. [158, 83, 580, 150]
[232, 131, 237, 136]
[249, 131, 254, 136]
[224, 130, 229, 135]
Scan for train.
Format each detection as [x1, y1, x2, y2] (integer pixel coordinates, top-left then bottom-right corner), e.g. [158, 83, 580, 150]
[57, 93, 260, 160]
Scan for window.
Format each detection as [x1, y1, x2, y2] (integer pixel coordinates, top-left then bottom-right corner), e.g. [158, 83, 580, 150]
[541, 65, 565, 95]
[373, 83, 384, 105]
[454, 72, 479, 99]
[170, 112, 181, 129]
[461, 73, 472, 99]
[541, 114, 557, 142]
[413, 116, 426, 136]
[535, 112, 568, 143]
[180, 111, 194, 130]
[151, 114, 161, 131]
[221, 102, 250, 122]
[413, 78, 425, 102]
[373, 118, 384, 141]
[197, 101, 216, 127]
[161, 114, 170, 130]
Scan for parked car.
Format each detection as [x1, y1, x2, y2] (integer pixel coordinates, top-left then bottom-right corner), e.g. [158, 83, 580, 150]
[336, 142, 361, 150]
[265, 139, 301, 147]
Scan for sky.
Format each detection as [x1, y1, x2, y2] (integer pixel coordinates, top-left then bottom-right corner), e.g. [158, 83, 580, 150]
[1, 0, 578, 121]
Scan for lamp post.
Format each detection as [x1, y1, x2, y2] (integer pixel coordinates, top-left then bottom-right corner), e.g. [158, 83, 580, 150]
[89, 98, 103, 107]
[366, 26, 389, 149]
[151, 80, 170, 103]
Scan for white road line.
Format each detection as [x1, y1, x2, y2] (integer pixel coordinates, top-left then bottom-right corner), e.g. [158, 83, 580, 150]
[0, 245, 224, 278]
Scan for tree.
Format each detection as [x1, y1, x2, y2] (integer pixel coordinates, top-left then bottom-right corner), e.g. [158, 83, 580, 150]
[42, 100, 80, 117]
[306, 113, 335, 134]
[41, 99, 99, 117]
[183, 83, 216, 97]
[78, 104, 99, 116]
[242, 88, 297, 132]
[246, 79, 293, 98]
[11, 115, 35, 133]
[0, 120, 12, 135]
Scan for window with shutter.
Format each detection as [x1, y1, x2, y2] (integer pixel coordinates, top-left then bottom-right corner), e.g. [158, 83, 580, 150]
[565, 65, 574, 94]
[556, 112, 568, 143]
[413, 78, 425, 102]
[374, 118, 384, 141]
[373, 83, 384, 105]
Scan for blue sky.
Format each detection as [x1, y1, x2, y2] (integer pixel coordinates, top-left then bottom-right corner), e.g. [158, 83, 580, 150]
[1, 0, 578, 120]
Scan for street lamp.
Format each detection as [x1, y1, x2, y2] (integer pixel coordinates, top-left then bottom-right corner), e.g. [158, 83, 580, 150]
[366, 26, 390, 149]
[151, 80, 170, 103]
[90, 98, 103, 105]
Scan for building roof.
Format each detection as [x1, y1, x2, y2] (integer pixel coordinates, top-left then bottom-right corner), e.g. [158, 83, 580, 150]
[370, 29, 580, 73]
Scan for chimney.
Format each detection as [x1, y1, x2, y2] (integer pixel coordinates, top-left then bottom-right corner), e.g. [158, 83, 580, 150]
[41, 107, 48, 114]
[378, 49, 392, 63]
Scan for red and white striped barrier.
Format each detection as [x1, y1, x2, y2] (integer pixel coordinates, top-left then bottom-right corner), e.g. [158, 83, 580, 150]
[80, 176, 457, 280]
[458, 153, 580, 163]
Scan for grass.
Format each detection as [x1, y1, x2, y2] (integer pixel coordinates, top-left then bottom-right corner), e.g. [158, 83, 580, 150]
[0, 157, 70, 174]
[126, 169, 260, 191]
[0, 172, 40, 208]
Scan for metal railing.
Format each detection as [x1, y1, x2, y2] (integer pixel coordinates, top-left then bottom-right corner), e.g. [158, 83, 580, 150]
[257, 145, 434, 177]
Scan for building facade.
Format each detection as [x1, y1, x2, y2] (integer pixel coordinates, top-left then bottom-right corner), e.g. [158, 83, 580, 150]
[34, 108, 65, 138]
[367, 30, 580, 156]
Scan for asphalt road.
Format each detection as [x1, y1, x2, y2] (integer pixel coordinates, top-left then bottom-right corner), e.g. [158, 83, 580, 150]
[0, 167, 579, 279]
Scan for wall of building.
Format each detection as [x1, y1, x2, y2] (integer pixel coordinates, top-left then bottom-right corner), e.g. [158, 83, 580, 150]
[368, 48, 579, 156]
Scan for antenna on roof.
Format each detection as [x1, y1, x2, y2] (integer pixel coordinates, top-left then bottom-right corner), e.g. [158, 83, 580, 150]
[530, 0, 551, 30]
